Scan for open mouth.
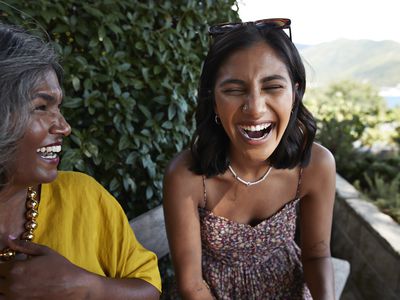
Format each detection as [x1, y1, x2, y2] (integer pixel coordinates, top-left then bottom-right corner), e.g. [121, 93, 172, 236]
[240, 123, 274, 140]
[36, 145, 62, 159]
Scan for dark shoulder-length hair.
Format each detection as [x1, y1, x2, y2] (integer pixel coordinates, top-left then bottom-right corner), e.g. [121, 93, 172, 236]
[190, 24, 316, 177]
[0, 23, 63, 189]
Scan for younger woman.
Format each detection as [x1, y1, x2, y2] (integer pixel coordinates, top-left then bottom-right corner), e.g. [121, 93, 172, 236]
[164, 19, 336, 300]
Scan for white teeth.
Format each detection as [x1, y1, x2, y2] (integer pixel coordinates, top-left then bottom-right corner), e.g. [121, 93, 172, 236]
[241, 123, 271, 132]
[40, 153, 57, 159]
[36, 145, 62, 154]
[36, 145, 61, 160]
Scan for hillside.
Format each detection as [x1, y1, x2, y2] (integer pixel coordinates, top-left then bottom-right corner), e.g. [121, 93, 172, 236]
[299, 39, 400, 88]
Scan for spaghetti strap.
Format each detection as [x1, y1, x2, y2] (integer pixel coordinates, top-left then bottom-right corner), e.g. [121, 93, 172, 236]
[295, 168, 303, 199]
[202, 175, 207, 208]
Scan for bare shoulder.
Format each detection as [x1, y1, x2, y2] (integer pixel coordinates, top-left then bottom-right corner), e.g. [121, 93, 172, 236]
[302, 143, 336, 194]
[164, 149, 196, 182]
[163, 149, 203, 206]
[307, 143, 335, 172]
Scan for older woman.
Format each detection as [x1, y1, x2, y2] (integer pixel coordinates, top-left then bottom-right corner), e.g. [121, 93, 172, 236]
[0, 24, 161, 299]
[164, 19, 336, 299]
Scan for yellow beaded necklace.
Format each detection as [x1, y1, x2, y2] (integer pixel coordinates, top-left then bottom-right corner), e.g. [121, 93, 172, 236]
[0, 187, 39, 261]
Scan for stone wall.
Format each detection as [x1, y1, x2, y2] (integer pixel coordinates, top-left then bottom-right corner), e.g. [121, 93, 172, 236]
[332, 174, 400, 300]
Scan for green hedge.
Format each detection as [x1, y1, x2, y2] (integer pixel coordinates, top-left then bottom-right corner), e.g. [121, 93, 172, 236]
[1, 1, 239, 218]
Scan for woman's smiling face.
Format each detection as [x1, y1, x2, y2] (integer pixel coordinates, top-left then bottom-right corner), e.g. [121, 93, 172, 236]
[9, 69, 71, 187]
[214, 41, 294, 163]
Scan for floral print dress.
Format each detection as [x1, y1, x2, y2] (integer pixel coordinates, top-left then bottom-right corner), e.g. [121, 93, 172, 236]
[199, 175, 312, 300]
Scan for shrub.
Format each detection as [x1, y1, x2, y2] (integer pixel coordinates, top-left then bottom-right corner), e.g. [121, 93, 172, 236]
[364, 173, 400, 223]
[305, 80, 400, 223]
[304, 80, 390, 178]
[1, 0, 240, 218]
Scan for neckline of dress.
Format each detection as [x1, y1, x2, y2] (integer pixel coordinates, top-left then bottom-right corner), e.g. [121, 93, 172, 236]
[198, 197, 300, 229]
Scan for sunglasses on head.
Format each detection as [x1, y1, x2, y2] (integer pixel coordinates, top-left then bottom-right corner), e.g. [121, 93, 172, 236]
[208, 18, 292, 41]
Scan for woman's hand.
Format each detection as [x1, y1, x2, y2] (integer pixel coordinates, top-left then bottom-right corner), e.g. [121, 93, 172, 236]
[0, 238, 160, 300]
[0, 238, 90, 300]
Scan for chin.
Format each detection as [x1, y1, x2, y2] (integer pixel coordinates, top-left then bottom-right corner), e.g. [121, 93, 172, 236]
[37, 170, 59, 184]
[246, 148, 274, 162]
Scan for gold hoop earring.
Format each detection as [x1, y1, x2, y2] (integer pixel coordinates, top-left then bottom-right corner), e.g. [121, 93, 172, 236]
[214, 114, 221, 125]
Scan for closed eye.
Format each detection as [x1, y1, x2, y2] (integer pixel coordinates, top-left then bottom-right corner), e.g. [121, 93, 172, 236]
[34, 104, 47, 111]
[263, 85, 284, 90]
[222, 89, 246, 95]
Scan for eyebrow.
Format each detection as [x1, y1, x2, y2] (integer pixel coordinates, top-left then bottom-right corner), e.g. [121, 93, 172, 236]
[32, 92, 62, 103]
[218, 75, 288, 87]
[261, 75, 288, 83]
[218, 79, 244, 87]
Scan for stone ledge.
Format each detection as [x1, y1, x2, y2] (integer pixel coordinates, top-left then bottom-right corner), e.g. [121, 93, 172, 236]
[333, 174, 400, 300]
[335, 174, 359, 199]
[336, 174, 400, 255]
[346, 198, 400, 255]
[332, 257, 350, 300]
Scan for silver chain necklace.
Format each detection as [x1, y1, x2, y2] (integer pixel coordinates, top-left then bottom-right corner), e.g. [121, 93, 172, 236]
[228, 164, 272, 187]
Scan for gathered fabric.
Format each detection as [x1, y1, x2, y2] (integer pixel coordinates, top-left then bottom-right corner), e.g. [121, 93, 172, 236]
[35, 171, 161, 292]
[199, 197, 312, 300]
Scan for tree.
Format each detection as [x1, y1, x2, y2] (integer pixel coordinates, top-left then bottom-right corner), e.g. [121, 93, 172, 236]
[304, 80, 390, 179]
[1, 0, 240, 217]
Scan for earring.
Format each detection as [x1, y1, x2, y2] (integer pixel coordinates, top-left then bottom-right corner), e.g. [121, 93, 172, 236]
[214, 114, 221, 125]
[242, 104, 248, 112]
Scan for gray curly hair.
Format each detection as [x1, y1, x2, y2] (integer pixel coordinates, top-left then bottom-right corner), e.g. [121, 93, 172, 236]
[0, 23, 63, 189]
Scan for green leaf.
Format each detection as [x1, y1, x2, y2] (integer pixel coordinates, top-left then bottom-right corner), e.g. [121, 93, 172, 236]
[162, 121, 173, 129]
[64, 97, 82, 108]
[123, 176, 136, 191]
[168, 104, 176, 120]
[125, 152, 137, 165]
[84, 5, 103, 18]
[75, 56, 88, 66]
[153, 66, 162, 75]
[108, 23, 123, 35]
[141, 68, 149, 82]
[118, 63, 131, 72]
[118, 134, 131, 151]
[137, 105, 151, 120]
[109, 178, 120, 192]
[146, 186, 154, 199]
[103, 37, 113, 52]
[133, 79, 144, 90]
[135, 41, 145, 50]
[72, 77, 80, 91]
[112, 81, 121, 96]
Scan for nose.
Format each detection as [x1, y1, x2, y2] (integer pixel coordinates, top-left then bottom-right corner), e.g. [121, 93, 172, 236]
[243, 91, 267, 116]
[51, 112, 71, 137]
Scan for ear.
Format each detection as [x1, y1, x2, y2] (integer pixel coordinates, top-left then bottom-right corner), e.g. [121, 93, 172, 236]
[213, 101, 219, 116]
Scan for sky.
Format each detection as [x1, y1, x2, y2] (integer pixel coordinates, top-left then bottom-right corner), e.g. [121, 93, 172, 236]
[237, 0, 400, 45]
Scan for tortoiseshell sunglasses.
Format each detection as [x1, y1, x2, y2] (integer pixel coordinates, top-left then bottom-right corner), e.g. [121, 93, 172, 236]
[208, 18, 292, 41]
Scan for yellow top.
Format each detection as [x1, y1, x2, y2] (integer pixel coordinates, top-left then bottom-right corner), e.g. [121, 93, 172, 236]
[34, 171, 161, 292]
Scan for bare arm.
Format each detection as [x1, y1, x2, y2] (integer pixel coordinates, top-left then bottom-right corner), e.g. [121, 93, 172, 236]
[163, 152, 214, 300]
[84, 274, 160, 300]
[300, 144, 336, 300]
